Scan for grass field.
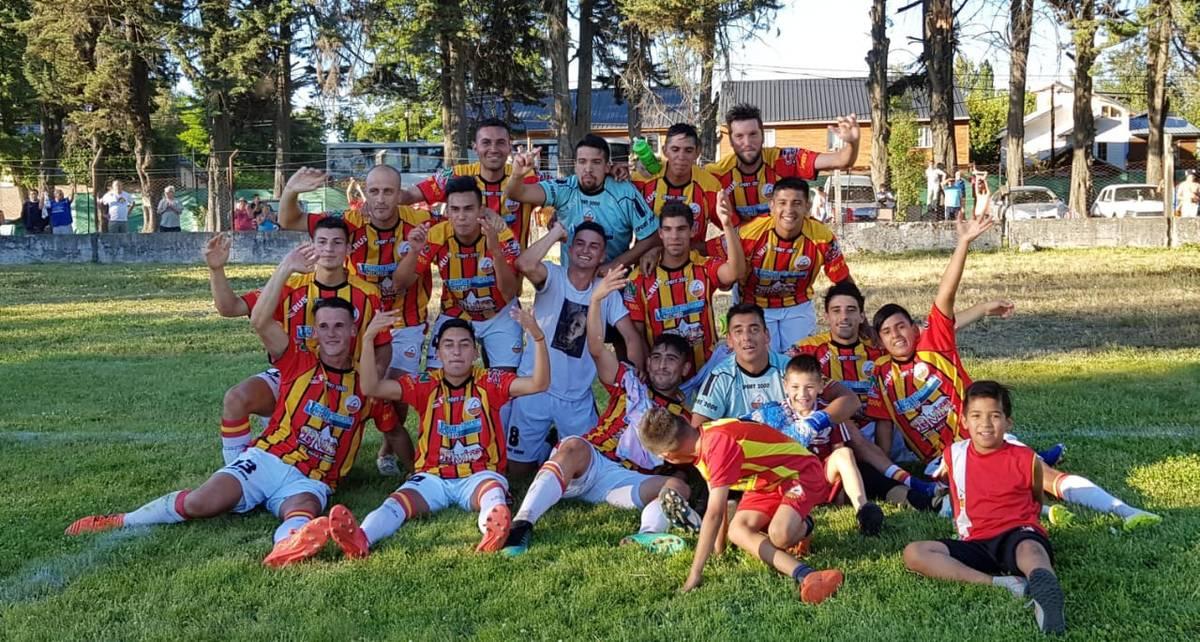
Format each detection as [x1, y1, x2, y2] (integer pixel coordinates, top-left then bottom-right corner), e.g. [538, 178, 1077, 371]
[1, 247, 1199, 641]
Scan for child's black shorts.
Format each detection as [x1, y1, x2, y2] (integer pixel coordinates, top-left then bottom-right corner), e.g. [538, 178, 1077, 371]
[938, 526, 1054, 576]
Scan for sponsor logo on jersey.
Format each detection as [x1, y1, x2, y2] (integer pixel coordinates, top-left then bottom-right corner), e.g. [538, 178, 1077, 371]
[463, 397, 483, 418]
[304, 399, 353, 429]
[654, 299, 705, 322]
[894, 374, 943, 414]
[796, 256, 812, 268]
[688, 279, 705, 298]
[445, 275, 497, 292]
[479, 257, 495, 273]
[345, 394, 363, 413]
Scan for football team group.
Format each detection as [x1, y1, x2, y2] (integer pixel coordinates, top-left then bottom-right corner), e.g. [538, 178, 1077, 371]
[64, 104, 1161, 635]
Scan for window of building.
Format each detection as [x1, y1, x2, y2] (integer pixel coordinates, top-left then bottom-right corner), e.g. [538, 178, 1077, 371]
[764, 128, 777, 147]
[917, 126, 933, 148]
[1097, 142, 1109, 160]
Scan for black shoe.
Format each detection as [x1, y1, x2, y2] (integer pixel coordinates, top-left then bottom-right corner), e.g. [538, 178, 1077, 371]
[856, 502, 884, 536]
[1027, 568, 1066, 635]
[500, 519, 533, 557]
[659, 487, 702, 534]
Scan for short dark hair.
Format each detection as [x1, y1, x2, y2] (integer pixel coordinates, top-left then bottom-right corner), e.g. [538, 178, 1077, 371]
[965, 380, 1013, 418]
[872, 303, 914, 333]
[312, 296, 355, 320]
[435, 318, 476, 346]
[473, 117, 511, 140]
[651, 333, 692, 358]
[785, 354, 823, 378]
[444, 176, 483, 204]
[725, 103, 763, 129]
[312, 216, 350, 241]
[665, 123, 701, 148]
[772, 177, 810, 201]
[573, 220, 608, 246]
[726, 302, 766, 328]
[658, 202, 694, 229]
[575, 133, 610, 162]
[824, 280, 865, 311]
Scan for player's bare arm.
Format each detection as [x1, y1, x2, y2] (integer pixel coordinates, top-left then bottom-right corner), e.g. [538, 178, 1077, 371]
[954, 299, 1015, 330]
[278, 167, 328, 230]
[682, 484, 730, 593]
[714, 191, 747, 286]
[934, 178, 995, 318]
[501, 147, 547, 206]
[482, 209, 520, 301]
[588, 266, 629, 386]
[601, 234, 662, 278]
[507, 307, 551, 397]
[357, 310, 405, 400]
[819, 381, 863, 424]
[615, 315, 647, 377]
[251, 243, 316, 359]
[392, 222, 429, 289]
[814, 114, 861, 171]
[203, 233, 249, 317]
[515, 220, 564, 288]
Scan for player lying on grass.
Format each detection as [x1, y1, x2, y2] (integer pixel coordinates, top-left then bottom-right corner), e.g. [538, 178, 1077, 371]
[501, 267, 702, 556]
[866, 179, 1160, 530]
[67, 244, 404, 568]
[319, 307, 550, 558]
[904, 381, 1066, 635]
[638, 408, 844, 604]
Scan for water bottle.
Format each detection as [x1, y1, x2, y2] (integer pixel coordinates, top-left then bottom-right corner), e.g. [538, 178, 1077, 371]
[631, 138, 661, 175]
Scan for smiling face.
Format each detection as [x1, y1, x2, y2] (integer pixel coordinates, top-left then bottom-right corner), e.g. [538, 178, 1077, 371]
[826, 294, 864, 343]
[363, 166, 402, 227]
[574, 145, 609, 191]
[964, 395, 1012, 452]
[729, 118, 764, 167]
[312, 306, 356, 361]
[784, 370, 823, 416]
[770, 186, 811, 236]
[568, 228, 605, 271]
[647, 342, 689, 392]
[312, 227, 349, 269]
[877, 312, 921, 360]
[474, 126, 511, 173]
[436, 326, 478, 378]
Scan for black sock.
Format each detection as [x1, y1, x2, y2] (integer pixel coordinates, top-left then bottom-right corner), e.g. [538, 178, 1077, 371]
[791, 564, 814, 583]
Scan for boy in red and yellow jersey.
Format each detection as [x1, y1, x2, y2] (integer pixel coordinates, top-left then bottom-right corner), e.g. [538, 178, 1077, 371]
[638, 409, 844, 605]
[632, 123, 724, 248]
[323, 306, 550, 556]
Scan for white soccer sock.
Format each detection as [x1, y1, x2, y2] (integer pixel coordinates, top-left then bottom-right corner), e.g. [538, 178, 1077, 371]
[361, 496, 408, 546]
[272, 515, 311, 544]
[220, 418, 252, 466]
[514, 462, 567, 525]
[123, 491, 189, 527]
[1057, 474, 1139, 519]
[638, 499, 669, 534]
[476, 486, 507, 534]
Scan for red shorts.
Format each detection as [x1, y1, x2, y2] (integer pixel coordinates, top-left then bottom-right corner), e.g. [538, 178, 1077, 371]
[737, 477, 830, 520]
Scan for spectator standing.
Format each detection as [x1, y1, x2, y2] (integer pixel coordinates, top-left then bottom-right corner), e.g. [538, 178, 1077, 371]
[257, 205, 279, 231]
[925, 161, 946, 214]
[21, 192, 47, 234]
[943, 171, 965, 220]
[233, 198, 257, 231]
[1176, 171, 1200, 217]
[99, 180, 134, 233]
[48, 189, 73, 234]
[157, 186, 184, 232]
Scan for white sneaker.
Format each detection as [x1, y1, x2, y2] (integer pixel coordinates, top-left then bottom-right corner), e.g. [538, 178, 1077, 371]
[376, 454, 401, 477]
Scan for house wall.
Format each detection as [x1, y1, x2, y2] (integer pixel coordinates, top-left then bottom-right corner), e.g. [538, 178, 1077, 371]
[716, 121, 971, 173]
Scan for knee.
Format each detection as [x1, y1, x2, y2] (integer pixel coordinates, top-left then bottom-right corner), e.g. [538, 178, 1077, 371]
[183, 491, 225, 518]
[902, 542, 927, 571]
[767, 520, 800, 549]
[222, 384, 249, 415]
[553, 437, 591, 467]
[831, 447, 856, 468]
[662, 476, 690, 499]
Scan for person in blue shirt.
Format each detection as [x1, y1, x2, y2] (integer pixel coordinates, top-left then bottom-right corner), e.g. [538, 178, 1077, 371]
[943, 171, 966, 221]
[48, 189, 74, 234]
[502, 134, 660, 272]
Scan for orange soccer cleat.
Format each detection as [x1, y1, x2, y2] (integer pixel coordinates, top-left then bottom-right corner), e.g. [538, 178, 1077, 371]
[475, 504, 512, 553]
[787, 536, 812, 558]
[799, 569, 844, 605]
[327, 504, 370, 559]
[65, 514, 125, 536]
[262, 516, 329, 568]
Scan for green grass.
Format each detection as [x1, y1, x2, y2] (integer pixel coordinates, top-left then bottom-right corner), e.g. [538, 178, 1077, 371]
[1, 248, 1199, 640]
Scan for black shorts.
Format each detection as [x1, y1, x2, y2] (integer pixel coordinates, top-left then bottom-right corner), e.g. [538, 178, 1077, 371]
[857, 463, 935, 511]
[939, 526, 1054, 577]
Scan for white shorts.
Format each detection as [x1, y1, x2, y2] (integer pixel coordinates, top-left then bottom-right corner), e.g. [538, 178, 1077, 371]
[557, 437, 652, 509]
[389, 324, 427, 374]
[427, 302, 524, 369]
[254, 368, 282, 400]
[398, 470, 507, 514]
[218, 448, 332, 518]
[763, 302, 817, 353]
[506, 392, 599, 464]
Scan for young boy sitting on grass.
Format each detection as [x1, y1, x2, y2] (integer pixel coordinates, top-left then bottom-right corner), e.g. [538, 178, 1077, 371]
[903, 381, 1066, 635]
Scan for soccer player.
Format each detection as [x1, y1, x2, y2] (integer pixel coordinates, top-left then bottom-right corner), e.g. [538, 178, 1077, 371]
[503, 134, 661, 272]
[903, 381, 1065, 634]
[638, 408, 845, 604]
[624, 197, 745, 389]
[202, 219, 392, 468]
[503, 267, 702, 555]
[67, 244, 403, 568]
[705, 103, 859, 225]
[506, 220, 647, 476]
[321, 305, 550, 556]
[631, 123, 724, 249]
[393, 176, 524, 370]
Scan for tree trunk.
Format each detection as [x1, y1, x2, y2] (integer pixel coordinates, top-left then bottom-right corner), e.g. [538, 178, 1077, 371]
[273, 7, 293, 198]
[698, 13, 719, 162]
[90, 135, 106, 233]
[439, 32, 468, 167]
[573, 0, 595, 149]
[547, 0, 573, 174]
[1005, 0, 1033, 187]
[208, 112, 233, 231]
[623, 24, 648, 140]
[866, 0, 890, 191]
[924, 0, 957, 173]
[38, 104, 64, 193]
[127, 19, 157, 233]
[1145, 0, 1170, 187]
[1067, 0, 1097, 219]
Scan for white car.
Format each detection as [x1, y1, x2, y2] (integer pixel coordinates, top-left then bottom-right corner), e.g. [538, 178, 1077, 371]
[994, 186, 1067, 220]
[822, 175, 879, 222]
[1091, 184, 1164, 218]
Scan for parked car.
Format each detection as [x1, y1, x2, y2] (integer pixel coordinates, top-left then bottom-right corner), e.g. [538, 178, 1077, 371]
[822, 174, 879, 222]
[993, 186, 1067, 220]
[1091, 184, 1164, 218]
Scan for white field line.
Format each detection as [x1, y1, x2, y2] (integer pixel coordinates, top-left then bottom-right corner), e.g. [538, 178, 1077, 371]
[0, 528, 152, 605]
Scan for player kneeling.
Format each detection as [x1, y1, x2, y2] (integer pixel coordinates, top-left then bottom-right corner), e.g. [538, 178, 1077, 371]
[904, 382, 1065, 635]
[66, 244, 403, 568]
[323, 308, 550, 558]
[639, 408, 844, 604]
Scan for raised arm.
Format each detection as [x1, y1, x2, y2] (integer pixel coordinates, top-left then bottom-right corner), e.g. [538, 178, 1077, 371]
[814, 114, 861, 171]
[507, 307, 550, 397]
[515, 220, 565, 288]
[278, 167, 328, 230]
[482, 210, 520, 301]
[357, 310, 406, 400]
[587, 267, 629, 386]
[202, 233, 249, 317]
[251, 244, 316, 359]
[713, 191, 746, 286]
[502, 147, 547, 206]
[934, 178, 995, 318]
[954, 299, 1015, 331]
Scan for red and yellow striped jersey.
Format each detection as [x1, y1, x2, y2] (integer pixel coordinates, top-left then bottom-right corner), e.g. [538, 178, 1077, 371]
[788, 332, 886, 424]
[416, 221, 521, 321]
[623, 251, 727, 374]
[632, 165, 723, 245]
[253, 344, 397, 489]
[241, 273, 389, 357]
[306, 208, 433, 328]
[736, 215, 851, 308]
[865, 306, 972, 463]
[696, 419, 826, 493]
[584, 363, 691, 473]
[704, 146, 820, 225]
[415, 163, 550, 247]
[398, 367, 517, 479]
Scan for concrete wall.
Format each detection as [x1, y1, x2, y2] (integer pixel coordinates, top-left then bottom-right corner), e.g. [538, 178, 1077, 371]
[0, 231, 307, 265]
[1006, 218, 1169, 249]
[837, 221, 1001, 254]
[1171, 217, 1200, 246]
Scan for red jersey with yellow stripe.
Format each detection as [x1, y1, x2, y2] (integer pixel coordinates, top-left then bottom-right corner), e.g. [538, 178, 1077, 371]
[865, 306, 972, 463]
[704, 146, 820, 225]
[399, 367, 517, 479]
[415, 163, 550, 247]
[789, 332, 885, 424]
[252, 344, 397, 489]
[737, 216, 851, 308]
[241, 273, 389, 357]
[696, 419, 827, 493]
[632, 165, 723, 245]
[306, 208, 433, 328]
[623, 251, 727, 374]
[584, 363, 691, 473]
[416, 221, 521, 322]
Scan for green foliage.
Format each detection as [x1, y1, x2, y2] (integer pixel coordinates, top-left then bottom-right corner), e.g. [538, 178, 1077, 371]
[955, 57, 1006, 164]
[887, 98, 925, 215]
